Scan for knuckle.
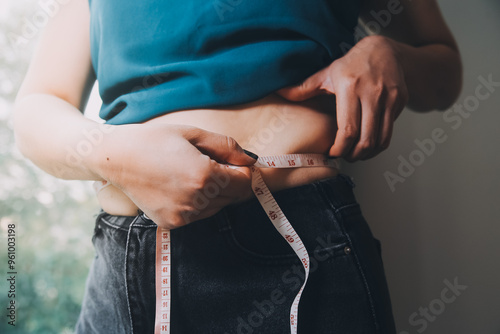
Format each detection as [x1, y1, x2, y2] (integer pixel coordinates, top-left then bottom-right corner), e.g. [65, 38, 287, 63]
[225, 135, 239, 151]
[189, 159, 212, 190]
[341, 124, 359, 140]
[156, 209, 185, 229]
[192, 175, 210, 192]
[390, 84, 409, 105]
[345, 76, 360, 89]
[373, 83, 385, 97]
[387, 85, 400, 98]
[358, 138, 376, 151]
[191, 179, 206, 193]
[171, 214, 190, 228]
[387, 83, 402, 96]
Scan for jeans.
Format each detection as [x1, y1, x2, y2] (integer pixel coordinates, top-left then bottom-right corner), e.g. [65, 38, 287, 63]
[75, 174, 396, 334]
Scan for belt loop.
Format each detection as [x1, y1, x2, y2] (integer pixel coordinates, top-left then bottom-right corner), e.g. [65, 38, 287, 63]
[137, 209, 153, 223]
[92, 210, 108, 241]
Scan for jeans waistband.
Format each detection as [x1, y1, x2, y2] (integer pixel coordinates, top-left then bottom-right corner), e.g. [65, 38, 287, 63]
[96, 173, 357, 232]
[216, 173, 356, 229]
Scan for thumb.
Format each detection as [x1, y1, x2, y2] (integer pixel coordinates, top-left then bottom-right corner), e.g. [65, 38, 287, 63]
[192, 130, 258, 166]
[276, 69, 328, 101]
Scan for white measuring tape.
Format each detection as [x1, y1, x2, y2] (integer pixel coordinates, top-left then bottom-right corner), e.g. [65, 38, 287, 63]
[154, 153, 339, 334]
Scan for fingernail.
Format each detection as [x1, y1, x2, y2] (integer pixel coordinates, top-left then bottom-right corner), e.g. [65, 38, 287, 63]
[243, 149, 258, 160]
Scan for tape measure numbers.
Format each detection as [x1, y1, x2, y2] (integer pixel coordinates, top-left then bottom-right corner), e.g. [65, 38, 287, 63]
[155, 228, 172, 333]
[153, 153, 340, 334]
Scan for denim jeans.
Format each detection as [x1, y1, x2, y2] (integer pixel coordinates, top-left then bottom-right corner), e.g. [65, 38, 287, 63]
[75, 174, 396, 334]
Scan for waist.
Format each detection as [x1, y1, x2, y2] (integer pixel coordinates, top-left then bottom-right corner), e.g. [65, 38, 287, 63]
[96, 93, 340, 216]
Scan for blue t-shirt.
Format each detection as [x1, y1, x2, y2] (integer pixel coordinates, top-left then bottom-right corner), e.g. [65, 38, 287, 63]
[89, 0, 361, 124]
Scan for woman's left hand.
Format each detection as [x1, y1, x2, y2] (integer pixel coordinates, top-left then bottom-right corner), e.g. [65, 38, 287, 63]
[277, 35, 409, 161]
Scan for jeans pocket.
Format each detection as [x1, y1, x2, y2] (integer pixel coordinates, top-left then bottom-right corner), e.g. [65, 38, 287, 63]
[222, 223, 300, 265]
[221, 214, 350, 266]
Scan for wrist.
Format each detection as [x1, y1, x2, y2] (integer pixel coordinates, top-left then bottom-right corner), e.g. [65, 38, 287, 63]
[359, 35, 402, 58]
[85, 123, 123, 182]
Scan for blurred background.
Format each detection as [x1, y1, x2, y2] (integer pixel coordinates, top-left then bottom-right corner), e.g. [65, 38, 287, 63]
[1, 1, 100, 333]
[0, 0, 498, 333]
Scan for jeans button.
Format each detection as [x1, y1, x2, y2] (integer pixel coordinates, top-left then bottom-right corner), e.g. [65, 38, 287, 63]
[344, 246, 352, 255]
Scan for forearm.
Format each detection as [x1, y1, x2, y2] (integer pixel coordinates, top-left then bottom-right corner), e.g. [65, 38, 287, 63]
[13, 93, 111, 181]
[359, 0, 463, 112]
[389, 38, 462, 111]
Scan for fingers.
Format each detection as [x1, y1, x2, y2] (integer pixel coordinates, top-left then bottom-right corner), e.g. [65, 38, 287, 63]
[172, 128, 256, 225]
[176, 164, 253, 225]
[167, 162, 253, 226]
[376, 90, 403, 156]
[188, 128, 258, 166]
[210, 164, 253, 200]
[276, 67, 328, 102]
[331, 85, 404, 161]
[328, 88, 361, 158]
[347, 89, 384, 161]
[377, 108, 394, 153]
[195, 157, 254, 202]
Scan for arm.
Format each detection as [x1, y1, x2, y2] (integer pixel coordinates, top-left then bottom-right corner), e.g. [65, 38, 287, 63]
[13, 0, 256, 228]
[359, 0, 462, 111]
[14, 0, 100, 180]
[277, 0, 462, 161]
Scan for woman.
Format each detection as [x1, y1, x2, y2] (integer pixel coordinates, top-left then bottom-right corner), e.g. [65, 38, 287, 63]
[14, 0, 461, 333]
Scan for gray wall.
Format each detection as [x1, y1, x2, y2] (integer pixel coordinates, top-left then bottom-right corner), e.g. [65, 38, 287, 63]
[344, 1, 500, 333]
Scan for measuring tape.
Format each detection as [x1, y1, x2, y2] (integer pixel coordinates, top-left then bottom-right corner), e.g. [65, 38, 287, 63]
[154, 153, 339, 334]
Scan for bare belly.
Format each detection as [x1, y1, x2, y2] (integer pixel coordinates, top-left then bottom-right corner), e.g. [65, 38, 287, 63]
[97, 93, 340, 216]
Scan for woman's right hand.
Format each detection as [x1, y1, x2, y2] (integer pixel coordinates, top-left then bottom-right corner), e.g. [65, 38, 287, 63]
[93, 123, 258, 229]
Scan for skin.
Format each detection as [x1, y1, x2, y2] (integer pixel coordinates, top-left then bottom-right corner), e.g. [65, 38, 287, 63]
[278, 0, 462, 160]
[13, 0, 462, 228]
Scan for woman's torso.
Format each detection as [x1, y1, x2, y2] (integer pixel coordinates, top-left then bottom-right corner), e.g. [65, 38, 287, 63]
[89, 0, 361, 215]
[97, 93, 340, 216]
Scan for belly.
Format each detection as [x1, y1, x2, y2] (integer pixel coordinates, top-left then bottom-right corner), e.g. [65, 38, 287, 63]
[97, 93, 340, 216]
